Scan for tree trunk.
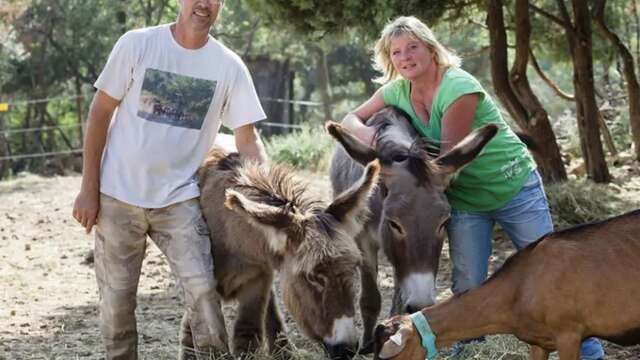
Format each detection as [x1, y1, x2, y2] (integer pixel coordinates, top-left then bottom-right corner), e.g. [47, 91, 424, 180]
[487, 0, 528, 124]
[561, 0, 610, 182]
[314, 46, 333, 121]
[117, 0, 127, 34]
[593, 0, 640, 160]
[487, 0, 566, 182]
[509, 0, 567, 182]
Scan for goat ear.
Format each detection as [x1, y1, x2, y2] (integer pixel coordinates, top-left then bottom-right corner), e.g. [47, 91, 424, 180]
[325, 160, 380, 235]
[225, 189, 303, 254]
[434, 124, 498, 185]
[376, 322, 416, 359]
[326, 121, 378, 166]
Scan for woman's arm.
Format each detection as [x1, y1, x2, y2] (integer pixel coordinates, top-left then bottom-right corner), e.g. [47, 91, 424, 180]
[440, 93, 480, 153]
[341, 90, 386, 146]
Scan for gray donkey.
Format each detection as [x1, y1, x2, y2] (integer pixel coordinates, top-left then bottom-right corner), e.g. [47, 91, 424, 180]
[180, 147, 380, 359]
[328, 106, 498, 352]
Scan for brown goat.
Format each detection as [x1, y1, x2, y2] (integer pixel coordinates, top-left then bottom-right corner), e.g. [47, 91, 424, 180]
[374, 209, 640, 360]
[179, 148, 380, 359]
[328, 107, 499, 352]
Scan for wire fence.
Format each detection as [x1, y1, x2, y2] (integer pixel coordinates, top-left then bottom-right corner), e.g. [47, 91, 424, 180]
[0, 94, 325, 163]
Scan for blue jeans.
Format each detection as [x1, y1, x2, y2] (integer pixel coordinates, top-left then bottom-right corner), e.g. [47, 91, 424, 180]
[447, 170, 604, 359]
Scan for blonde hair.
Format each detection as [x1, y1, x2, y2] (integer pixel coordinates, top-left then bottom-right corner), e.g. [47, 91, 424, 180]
[373, 16, 461, 84]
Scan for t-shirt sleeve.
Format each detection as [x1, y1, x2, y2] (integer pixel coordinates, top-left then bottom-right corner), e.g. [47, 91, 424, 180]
[221, 62, 266, 129]
[381, 80, 403, 106]
[437, 74, 484, 115]
[94, 31, 138, 100]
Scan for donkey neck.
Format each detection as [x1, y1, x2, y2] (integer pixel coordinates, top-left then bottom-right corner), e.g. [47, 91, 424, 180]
[423, 277, 516, 347]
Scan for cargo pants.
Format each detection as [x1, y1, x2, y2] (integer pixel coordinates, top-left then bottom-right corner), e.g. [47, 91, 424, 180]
[94, 194, 228, 360]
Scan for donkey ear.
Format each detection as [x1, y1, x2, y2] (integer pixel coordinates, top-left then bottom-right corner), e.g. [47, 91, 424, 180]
[325, 160, 380, 236]
[326, 121, 378, 166]
[225, 189, 303, 254]
[375, 320, 418, 359]
[433, 124, 499, 185]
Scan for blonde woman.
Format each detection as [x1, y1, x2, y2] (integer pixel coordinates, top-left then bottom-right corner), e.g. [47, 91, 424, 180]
[342, 16, 603, 360]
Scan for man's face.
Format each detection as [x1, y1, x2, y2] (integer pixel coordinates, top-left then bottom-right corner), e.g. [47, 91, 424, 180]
[177, 0, 223, 32]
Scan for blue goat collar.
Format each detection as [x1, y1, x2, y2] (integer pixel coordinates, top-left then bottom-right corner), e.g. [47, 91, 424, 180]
[409, 311, 438, 360]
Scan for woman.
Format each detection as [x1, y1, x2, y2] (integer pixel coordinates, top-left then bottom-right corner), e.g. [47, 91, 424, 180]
[342, 16, 604, 360]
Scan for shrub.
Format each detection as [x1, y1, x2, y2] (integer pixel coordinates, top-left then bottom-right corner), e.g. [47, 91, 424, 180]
[265, 124, 335, 171]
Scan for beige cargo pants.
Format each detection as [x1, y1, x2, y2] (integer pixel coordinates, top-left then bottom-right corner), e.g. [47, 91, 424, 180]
[94, 194, 228, 360]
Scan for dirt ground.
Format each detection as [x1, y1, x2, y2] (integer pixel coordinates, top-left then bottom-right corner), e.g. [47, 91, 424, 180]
[1, 171, 640, 360]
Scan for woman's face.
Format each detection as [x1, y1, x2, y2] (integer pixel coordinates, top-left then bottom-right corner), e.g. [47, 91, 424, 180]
[389, 34, 435, 80]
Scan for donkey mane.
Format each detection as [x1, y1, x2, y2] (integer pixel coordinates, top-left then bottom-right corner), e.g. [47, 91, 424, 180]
[234, 162, 325, 213]
[293, 218, 363, 275]
[367, 106, 442, 186]
[200, 148, 325, 214]
[200, 148, 362, 275]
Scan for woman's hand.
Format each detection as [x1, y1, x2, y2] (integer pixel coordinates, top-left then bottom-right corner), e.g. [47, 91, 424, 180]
[341, 113, 377, 147]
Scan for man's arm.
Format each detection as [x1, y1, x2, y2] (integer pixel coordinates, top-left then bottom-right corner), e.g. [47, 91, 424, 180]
[234, 123, 268, 164]
[72, 90, 120, 234]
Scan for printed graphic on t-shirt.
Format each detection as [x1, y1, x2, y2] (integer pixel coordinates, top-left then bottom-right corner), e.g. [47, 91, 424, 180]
[137, 68, 216, 130]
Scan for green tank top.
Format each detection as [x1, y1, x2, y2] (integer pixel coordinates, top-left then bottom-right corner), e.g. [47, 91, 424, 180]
[382, 67, 536, 212]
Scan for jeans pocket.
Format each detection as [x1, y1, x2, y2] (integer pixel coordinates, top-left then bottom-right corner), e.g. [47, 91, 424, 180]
[521, 170, 540, 189]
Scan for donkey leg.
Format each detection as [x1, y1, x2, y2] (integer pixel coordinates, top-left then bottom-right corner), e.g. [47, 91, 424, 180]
[529, 345, 550, 360]
[265, 289, 293, 359]
[390, 285, 404, 316]
[233, 274, 272, 357]
[358, 233, 381, 354]
[179, 312, 197, 360]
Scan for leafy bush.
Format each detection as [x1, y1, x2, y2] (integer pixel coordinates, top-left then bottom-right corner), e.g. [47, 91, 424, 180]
[265, 123, 335, 171]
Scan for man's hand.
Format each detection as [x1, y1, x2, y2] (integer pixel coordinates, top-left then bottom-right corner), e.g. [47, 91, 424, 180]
[73, 189, 100, 234]
[234, 124, 268, 164]
[72, 90, 119, 235]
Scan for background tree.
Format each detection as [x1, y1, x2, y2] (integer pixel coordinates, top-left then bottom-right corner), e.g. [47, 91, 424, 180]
[593, 0, 640, 161]
[487, 0, 567, 182]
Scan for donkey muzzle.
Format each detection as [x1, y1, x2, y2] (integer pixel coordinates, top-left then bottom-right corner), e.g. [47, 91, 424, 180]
[323, 342, 358, 360]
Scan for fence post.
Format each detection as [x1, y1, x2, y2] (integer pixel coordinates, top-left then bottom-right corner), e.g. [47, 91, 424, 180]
[75, 77, 85, 147]
[0, 106, 9, 179]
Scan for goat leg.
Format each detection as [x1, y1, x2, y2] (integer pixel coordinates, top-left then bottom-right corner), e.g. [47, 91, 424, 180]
[555, 333, 582, 360]
[529, 345, 549, 360]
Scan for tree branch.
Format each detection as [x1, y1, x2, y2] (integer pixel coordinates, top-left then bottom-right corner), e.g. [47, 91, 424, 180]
[528, 49, 575, 101]
[529, 3, 571, 31]
[554, 0, 573, 29]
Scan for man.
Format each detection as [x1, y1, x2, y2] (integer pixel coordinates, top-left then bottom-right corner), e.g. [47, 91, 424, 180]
[72, 0, 267, 358]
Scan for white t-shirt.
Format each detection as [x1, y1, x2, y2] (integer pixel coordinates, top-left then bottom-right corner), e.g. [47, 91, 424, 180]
[94, 24, 265, 208]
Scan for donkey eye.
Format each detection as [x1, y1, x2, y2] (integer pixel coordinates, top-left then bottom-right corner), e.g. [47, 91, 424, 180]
[379, 183, 389, 198]
[306, 273, 327, 291]
[437, 216, 451, 235]
[387, 219, 405, 237]
[391, 154, 407, 162]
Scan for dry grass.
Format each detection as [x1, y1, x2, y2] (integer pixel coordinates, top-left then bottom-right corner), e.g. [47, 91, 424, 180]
[2, 168, 640, 359]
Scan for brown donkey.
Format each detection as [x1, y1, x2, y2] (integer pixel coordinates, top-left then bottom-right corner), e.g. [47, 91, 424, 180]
[180, 148, 379, 359]
[328, 107, 498, 352]
[373, 209, 640, 360]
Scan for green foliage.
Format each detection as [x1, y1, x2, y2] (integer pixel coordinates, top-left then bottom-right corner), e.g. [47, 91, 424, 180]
[265, 124, 335, 171]
[244, 0, 462, 38]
